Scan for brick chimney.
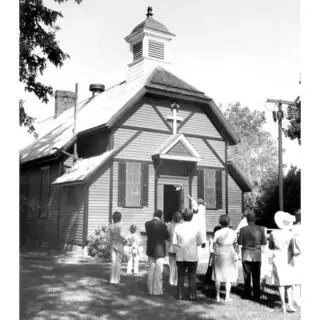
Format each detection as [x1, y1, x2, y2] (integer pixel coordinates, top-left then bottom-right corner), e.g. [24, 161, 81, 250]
[54, 90, 75, 118]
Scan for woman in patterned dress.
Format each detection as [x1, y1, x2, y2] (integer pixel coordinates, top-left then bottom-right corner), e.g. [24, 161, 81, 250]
[211, 214, 238, 302]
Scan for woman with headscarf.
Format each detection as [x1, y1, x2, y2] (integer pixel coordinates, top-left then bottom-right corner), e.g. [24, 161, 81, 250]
[269, 211, 296, 313]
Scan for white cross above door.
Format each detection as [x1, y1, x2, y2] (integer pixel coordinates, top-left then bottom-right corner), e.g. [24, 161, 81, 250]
[167, 103, 183, 135]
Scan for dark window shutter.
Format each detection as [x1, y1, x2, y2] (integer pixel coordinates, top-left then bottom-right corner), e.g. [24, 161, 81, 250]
[216, 170, 223, 209]
[197, 169, 204, 199]
[140, 163, 149, 206]
[118, 162, 126, 207]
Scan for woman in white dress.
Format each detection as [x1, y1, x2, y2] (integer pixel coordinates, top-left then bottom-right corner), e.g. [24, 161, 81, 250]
[211, 214, 238, 302]
[269, 211, 296, 313]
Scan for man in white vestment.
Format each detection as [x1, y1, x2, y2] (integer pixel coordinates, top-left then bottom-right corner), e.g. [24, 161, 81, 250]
[189, 196, 207, 248]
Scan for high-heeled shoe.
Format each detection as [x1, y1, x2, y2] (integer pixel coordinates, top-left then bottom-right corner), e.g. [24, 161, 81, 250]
[287, 304, 297, 313]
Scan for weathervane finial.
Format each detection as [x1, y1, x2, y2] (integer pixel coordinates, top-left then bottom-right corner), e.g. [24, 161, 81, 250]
[146, 6, 153, 18]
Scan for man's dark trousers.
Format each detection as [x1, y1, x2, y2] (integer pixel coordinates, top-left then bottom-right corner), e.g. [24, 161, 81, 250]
[242, 260, 261, 299]
[176, 261, 198, 300]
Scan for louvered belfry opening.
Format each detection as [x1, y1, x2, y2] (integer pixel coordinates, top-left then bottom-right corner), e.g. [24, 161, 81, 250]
[148, 40, 164, 60]
[133, 41, 143, 61]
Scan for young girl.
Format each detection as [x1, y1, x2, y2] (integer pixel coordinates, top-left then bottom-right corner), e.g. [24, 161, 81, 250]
[126, 224, 141, 274]
[106, 211, 126, 285]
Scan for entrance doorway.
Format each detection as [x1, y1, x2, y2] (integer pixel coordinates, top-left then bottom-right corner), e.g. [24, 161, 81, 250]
[163, 184, 183, 222]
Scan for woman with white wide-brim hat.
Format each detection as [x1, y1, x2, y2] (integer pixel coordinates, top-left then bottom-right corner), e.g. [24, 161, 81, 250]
[269, 211, 296, 313]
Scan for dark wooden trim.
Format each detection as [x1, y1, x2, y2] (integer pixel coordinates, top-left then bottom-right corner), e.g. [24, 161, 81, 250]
[145, 87, 211, 104]
[120, 124, 170, 135]
[83, 184, 89, 246]
[109, 163, 114, 224]
[203, 139, 226, 167]
[184, 133, 224, 142]
[113, 130, 142, 158]
[197, 165, 225, 171]
[225, 143, 228, 214]
[115, 158, 153, 164]
[154, 171, 158, 210]
[152, 104, 172, 131]
[177, 111, 195, 131]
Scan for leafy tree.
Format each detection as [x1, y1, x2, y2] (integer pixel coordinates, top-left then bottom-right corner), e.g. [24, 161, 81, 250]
[19, 0, 82, 137]
[223, 102, 279, 212]
[283, 96, 301, 144]
[257, 166, 300, 227]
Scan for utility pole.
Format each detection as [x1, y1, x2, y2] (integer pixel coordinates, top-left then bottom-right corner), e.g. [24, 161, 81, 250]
[73, 83, 78, 164]
[266, 98, 296, 211]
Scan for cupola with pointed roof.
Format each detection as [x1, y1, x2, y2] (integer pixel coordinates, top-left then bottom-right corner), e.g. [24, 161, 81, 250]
[125, 7, 175, 82]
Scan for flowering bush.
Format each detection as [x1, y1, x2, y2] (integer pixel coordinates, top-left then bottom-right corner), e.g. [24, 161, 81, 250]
[87, 225, 111, 259]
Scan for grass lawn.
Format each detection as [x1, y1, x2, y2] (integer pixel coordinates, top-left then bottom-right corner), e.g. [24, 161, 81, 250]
[20, 254, 301, 320]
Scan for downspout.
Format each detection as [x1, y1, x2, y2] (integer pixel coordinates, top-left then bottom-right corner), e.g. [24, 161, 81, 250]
[73, 83, 78, 164]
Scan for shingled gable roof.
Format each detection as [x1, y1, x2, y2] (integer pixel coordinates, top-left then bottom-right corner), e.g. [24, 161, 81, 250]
[20, 66, 239, 165]
[153, 133, 201, 162]
[227, 160, 252, 192]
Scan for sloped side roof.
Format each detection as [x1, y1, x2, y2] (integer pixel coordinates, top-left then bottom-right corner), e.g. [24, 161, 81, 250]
[52, 150, 114, 185]
[20, 78, 146, 164]
[227, 161, 252, 192]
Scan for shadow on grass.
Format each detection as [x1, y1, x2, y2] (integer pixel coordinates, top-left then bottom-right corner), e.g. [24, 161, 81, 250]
[20, 259, 219, 320]
[197, 273, 282, 311]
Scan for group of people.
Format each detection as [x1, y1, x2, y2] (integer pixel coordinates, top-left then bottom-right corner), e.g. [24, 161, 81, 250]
[104, 200, 301, 313]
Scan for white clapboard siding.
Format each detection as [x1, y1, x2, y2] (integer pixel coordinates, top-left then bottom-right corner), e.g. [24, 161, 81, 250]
[156, 101, 194, 123]
[115, 131, 171, 161]
[59, 185, 85, 245]
[206, 140, 226, 162]
[112, 162, 155, 234]
[228, 175, 242, 228]
[113, 128, 138, 150]
[187, 137, 224, 167]
[123, 103, 170, 132]
[179, 112, 222, 139]
[88, 166, 111, 235]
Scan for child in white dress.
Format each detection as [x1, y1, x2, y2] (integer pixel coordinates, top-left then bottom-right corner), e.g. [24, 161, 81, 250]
[126, 225, 141, 274]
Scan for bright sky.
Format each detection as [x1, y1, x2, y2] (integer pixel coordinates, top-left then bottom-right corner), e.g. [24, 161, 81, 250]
[19, 0, 301, 168]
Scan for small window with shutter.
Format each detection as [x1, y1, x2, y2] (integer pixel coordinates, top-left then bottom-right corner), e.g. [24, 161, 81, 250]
[118, 162, 149, 207]
[204, 169, 216, 208]
[198, 168, 222, 210]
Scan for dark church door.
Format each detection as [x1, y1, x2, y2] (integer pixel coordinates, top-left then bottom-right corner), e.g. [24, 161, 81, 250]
[163, 184, 184, 222]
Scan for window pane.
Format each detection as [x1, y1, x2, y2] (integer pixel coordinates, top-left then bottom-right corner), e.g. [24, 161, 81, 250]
[204, 169, 216, 208]
[126, 163, 141, 206]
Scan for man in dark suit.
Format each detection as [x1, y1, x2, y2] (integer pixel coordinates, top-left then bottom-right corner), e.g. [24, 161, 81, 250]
[145, 209, 169, 295]
[237, 211, 267, 300]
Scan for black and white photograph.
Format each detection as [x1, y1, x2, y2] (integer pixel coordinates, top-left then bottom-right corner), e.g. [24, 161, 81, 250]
[11, 0, 310, 319]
